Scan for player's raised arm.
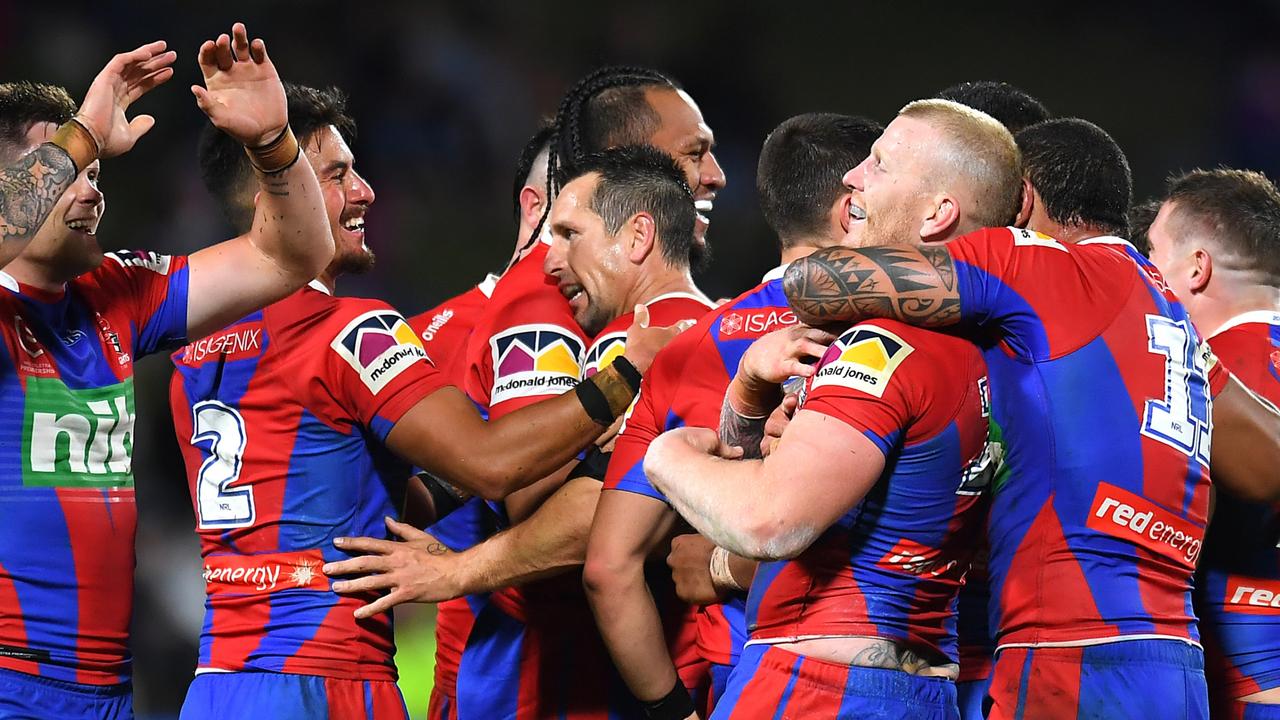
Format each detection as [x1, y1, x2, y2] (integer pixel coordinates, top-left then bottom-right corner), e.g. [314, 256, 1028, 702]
[783, 244, 961, 328]
[184, 23, 333, 339]
[0, 41, 174, 268]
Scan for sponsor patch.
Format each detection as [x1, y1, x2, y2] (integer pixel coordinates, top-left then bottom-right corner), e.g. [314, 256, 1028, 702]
[877, 538, 962, 580]
[1223, 576, 1280, 615]
[489, 324, 584, 404]
[582, 332, 626, 379]
[106, 249, 172, 275]
[1010, 227, 1067, 252]
[203, 549, 328, 595]
[182, 322, 264, 364]
[330, 311, 429, 394]
[1086, 482, 1203, 568]
[810, 325, 915, 398]
[22, 377, 135, 488]
[716, 307, 797, 340]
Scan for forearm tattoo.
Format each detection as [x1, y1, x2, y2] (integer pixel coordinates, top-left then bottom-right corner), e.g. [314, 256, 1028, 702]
[0, 144, 77, 249]
[783, 245, 960, 327]
[719, 394, 767, 460]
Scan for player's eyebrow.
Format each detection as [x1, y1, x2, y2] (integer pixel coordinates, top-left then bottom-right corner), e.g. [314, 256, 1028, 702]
[320, 159, 350, 176]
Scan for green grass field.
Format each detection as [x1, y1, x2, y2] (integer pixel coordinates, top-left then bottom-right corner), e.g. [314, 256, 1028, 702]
[394, 604, 437, 718]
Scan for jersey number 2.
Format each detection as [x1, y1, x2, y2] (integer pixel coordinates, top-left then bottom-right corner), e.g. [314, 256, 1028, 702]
[192, 400, 255, 529]
[1142, 316, 1212, 467]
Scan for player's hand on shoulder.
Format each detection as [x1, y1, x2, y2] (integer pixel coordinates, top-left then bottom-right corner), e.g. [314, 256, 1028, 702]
[191, 22, 287, 148]
[324, 517, 461, 618]
[623, 304, 696, 373]
[738, 325, 835, 387]
[77, 40, 177, 158]
[667, 533, 725, 605]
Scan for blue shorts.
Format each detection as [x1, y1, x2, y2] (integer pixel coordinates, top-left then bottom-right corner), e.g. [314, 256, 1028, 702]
[706, 661, 734, 714]
[180, 671, 407, 720]
[957, 674, 992, 720]
[0, 667, 131, 720]
[987, 640, 1207, 720]
[710, 644, 958, 720]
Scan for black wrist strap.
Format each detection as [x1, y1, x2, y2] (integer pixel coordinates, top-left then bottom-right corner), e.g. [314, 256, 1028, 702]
[575, 378, 615, 426]
[642, 678, 695, 720]
[612, 355, 642, 393]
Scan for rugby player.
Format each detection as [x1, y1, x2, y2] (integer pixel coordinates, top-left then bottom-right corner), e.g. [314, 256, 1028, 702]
[325, 65, 725, 720]
[1146, 169, 1280, 718]
[0, 22, 335, 719]
[580, 113, 881, 719]
[643, 108, 1022, 718]
[775, 98, 1280, 718]
[0, 40, 174, 269]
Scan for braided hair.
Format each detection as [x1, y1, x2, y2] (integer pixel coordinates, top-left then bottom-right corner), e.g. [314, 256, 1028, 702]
[519, 66, 678, 258]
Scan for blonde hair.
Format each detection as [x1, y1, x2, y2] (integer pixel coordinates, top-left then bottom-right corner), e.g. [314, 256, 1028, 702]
[898, 98, 1022, 229]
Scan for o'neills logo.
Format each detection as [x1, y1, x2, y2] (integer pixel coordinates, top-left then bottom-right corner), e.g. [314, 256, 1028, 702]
[1224, 576, 1280, 615]
[203, 549, 328, 594]
[421, 309, 454, 342]
[1086, 482, 1203, 568]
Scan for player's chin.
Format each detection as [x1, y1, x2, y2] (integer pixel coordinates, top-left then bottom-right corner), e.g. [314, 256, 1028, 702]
[334, 246, 376, 276]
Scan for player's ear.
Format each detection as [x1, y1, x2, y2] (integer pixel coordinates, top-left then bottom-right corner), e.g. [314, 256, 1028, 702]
[1014, 177, 1034, 228]
[920, 194, 960, 242]
[519, 185, 544, 231]
[833, 192, 853, 235]
[628, 212, 657, 264]
[1188, 248, 1212, 293]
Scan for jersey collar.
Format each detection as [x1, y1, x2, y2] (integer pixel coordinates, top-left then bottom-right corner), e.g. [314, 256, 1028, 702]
[1077, 235, 1138, 252]
[307, 279, 332, 295]
[645, 291, 716, 309]
[762, 264, 788, 283]
[0, 271, 16, 293]
[478, 273, 500, 298]
[1209, 310, 1280, 338]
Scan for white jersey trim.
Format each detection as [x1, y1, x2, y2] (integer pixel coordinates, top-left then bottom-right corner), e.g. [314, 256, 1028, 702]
[745, 634, 880, 647]
[0, 271, 16, 293]
[996, 634, 1202, 652]
[762, 264, 789, 283]
[307, 279, 332, 295]
[1208, 310, 1280, 339]
[193, 667, 235, 676]
[1077, 235, 1136, 250]
[478, 273, 500, 299]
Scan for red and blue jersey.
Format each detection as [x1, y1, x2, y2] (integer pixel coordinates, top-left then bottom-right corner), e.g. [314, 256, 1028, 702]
[169, 281, 447, 681]
[747, 320, 991, 663]
[946, 228, 1228, 649]
[0, 252, 189, 685]
[410, 274, 497, 383]
[1194, 311, 1280, 702]
[607, 267, 798, 667]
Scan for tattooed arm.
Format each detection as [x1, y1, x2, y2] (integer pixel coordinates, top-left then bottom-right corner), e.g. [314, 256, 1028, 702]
[646, 411, 884, 560]
[784, 245, 960, 328]
[0, 146, 77, 268]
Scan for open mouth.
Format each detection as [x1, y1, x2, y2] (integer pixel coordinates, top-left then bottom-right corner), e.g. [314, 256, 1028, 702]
[560, 282, 585, 308]
[694, 199, 714, 226]
[66, 218, 97, 235]
[341, 215, 366, 237]
[848, 201, 867, 222]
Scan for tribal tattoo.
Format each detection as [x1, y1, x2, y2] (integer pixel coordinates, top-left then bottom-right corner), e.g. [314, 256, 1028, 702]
[0, 144, 77, 251]
[719, 394, 767, 460]
[783, 245, 960, 328]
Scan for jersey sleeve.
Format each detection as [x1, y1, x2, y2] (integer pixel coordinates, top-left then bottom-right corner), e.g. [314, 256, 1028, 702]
[946, 227, 1127, 361]
[1201, 338, 1231, 399]
[95, 250, 190, 356]
[321, 300, 448, 442]
[799, 321, 924, 456]
[480, 284, 586, 420]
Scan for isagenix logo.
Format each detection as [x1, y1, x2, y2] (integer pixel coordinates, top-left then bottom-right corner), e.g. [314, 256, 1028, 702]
[22, 377, 135, 488]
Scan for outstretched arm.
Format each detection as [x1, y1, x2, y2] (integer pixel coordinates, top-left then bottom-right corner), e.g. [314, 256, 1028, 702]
[184, 23, 333, 339]
[784, 245, 960, 328]
[1, 41, 175, 267]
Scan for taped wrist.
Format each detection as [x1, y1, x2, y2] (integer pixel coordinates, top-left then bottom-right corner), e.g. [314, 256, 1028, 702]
[710, 546, 746, 592]
[419, 472, 471, 519]
[49, 118, 99, 173]
[575, 357, 642, 426]
[641, 678, 696, 720]
[245, 125, 301, 174]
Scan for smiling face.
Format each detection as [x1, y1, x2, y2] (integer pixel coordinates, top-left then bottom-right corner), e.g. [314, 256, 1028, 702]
[304, 125, 376, 277]
[544, 173, 635, 336]
[643, 87, 724, 251]
[18, 121, 107, 277]
[840, 115, 943, 248]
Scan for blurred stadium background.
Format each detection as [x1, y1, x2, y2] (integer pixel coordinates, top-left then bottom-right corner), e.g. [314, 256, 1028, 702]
[3, 0, 1279, 716]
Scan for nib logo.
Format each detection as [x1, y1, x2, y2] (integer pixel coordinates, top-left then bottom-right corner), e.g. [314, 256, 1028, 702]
[22, 377, 135, 488]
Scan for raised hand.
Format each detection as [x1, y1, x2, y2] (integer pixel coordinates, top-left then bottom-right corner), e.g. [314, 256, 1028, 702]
[192, 22, 287, 147]
[622, 304, 696, 373]
[76, 40, 177, 158]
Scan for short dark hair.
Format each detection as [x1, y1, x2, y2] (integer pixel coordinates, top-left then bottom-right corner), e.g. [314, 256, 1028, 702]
[561, 144, 696, 269]
[512, 119, 554, 220]
[0, 81, 76, 161]
[198, 83, 356, 234]
[1164, 168, 1280, 283]
[1128, 199, 1161, 258]
[756, 113, 882, 247]
[1016, 118, 1132, 236]
[937, 80, 1050, 133]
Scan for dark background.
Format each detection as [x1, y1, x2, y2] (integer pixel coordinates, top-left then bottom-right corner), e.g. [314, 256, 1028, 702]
[4, 1, 1280, 716]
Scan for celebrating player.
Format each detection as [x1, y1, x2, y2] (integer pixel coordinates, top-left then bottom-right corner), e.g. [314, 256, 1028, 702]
[0, 41, 174, 269]
[643, 106, 1022, 718]
[0, 22, 335, 719]
[1146, 169, 1280, 718]
[776, 98, 1280, 718]
[578, 114, 881, 719]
